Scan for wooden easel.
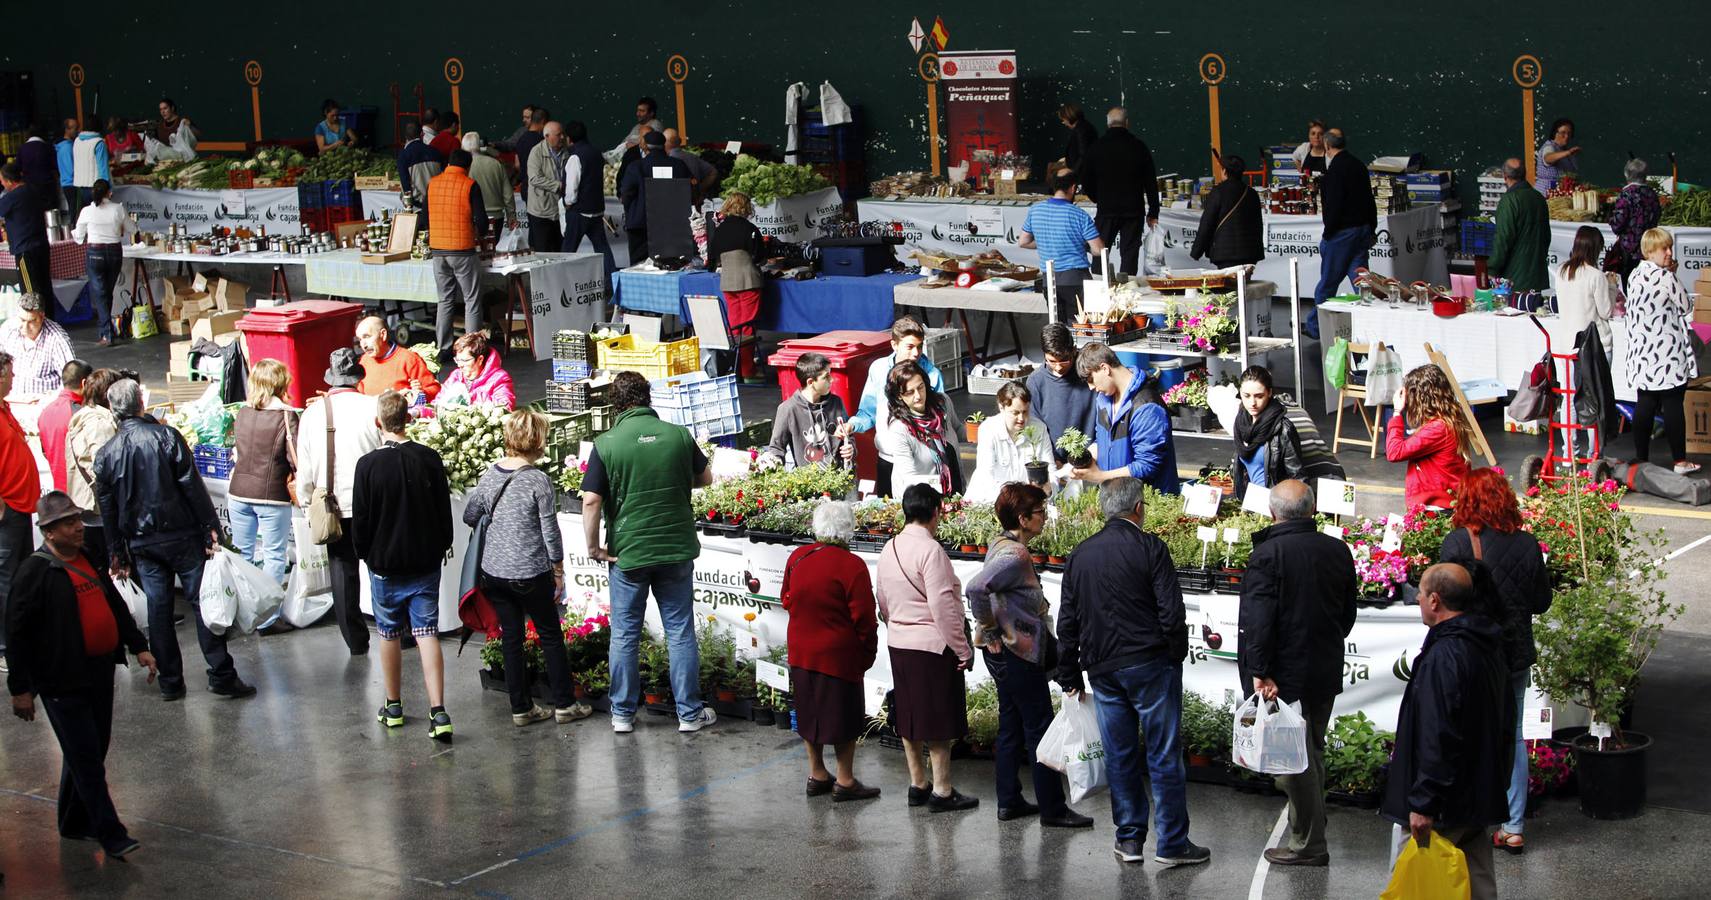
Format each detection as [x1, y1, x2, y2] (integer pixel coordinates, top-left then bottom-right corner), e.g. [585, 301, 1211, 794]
[1425, 342, 1499, 467]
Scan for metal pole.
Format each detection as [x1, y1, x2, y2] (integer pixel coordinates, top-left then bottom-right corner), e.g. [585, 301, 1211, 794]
[1236, 267, 1249, 363]
[1290, 258, 1304, 401]
[1045, 260, 1057, 325]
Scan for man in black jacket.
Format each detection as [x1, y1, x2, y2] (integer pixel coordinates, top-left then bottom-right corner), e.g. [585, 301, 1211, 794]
[1309, 129, 1377, 337]
[93, 379, 253, 701]
[1237, 480, 1357, 867]
[1382, 563, 1510, 900]
[1057, 477, 1210, 868]
[1077, 108, 1160, 276]
[353, 391, 455, 741]
[7, 491, 156, 859]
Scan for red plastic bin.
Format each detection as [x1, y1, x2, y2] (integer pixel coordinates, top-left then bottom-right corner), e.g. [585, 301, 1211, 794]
[236, 300, 366, 407]
[768, 330, 892, 480]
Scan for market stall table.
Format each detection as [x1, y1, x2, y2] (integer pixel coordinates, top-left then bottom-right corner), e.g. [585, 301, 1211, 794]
[613, 268, 915, 332]
[0, 239, 88, 281]
[892, 281, 1045, 363]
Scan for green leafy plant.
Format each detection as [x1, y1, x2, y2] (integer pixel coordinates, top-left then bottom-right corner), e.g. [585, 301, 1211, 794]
[718, 154, 831, 205]
[1055, 427, 1093, 464]
[575, 661, 611, 696]
[697, 616, 740, 695]
[1324, 712, 1395, 794]
[966, 411, 987, 424]
[1019, 423, 1047, 463]
[638, 638, 673, 699]
[1180, 690, 1235, 761]
[964, 681, 1000, 748]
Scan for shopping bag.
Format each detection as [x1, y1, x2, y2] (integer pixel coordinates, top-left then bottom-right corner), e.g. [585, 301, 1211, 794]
[1231, 692, 1310, 775]
[130, 305, 159, 340]
[1324, 337, 1351, 390]
[219, 549, 285, 635]
[1364, 346, 1405, 406]
[199, 550, 239, 636]
[496, 225, 525, 253]
[1506, 353, 1557, 422]
[1381, 832, 1471, 900]
[1035, 694, 1107, 802]
[280, 517, 333, 627]
[114, 576, 150, 631]
[1143, 226, 1166, 275]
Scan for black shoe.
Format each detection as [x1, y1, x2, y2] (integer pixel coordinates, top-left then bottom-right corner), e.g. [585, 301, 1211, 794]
[907, 785, 931, 807]
[927, 789, 979, 813]
[209, 678, 257, 699]
[806, 776, 834, 797]
[996, 800, 1040, 821]
[161, 686, 187, 702]
[105, 836, 141, 859]
[1113, 839, 1146, 864]
[1154, 842, 1212, 867]
[1263, 847, 1329, 867]
[1041, 809, 1095, 829]
[832, 780, 882, 802]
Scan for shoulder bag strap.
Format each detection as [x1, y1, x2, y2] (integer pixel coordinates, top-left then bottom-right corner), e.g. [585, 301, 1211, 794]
[323, 397, 336, 493]
[780, 543, 830, 600]
[886, 538, 931, 601]
[1212, 185, 1248, 237]
[475, 466, 531, 568]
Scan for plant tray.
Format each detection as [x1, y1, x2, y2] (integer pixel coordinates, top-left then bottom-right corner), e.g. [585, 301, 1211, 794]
[1171, 407, 1220, 433]
[1175, 567, 1217, 593]
[745, 528, 801, 546]
[1070, 315, 1144, 341]
[1147, 272, 1238, 291]
[1326, 789, 1381, 809]
[698, 519, 747, 539]
[1185, 762, 1232, 785]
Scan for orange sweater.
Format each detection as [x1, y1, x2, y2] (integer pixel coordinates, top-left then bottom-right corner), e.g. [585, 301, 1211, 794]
[358, 345, 441, 400]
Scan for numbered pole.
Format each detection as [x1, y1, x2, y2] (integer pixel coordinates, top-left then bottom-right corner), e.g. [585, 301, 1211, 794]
[244, 60, 263, 141]
[1199, 53, 1226, 177]
[667, 55, 690, 140]
[444, 57, 465, 124]
[68, 65, 85, 128]
[1513, 55, 1543, 186]
[919, 53, 941, 177]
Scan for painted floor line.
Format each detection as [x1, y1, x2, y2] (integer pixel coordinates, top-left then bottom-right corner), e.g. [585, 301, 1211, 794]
[1663, 532, 1711, 562]
[0, 786, 448, 889]
[1247, 806, 1291, 900]
[448, 746, 800, 886]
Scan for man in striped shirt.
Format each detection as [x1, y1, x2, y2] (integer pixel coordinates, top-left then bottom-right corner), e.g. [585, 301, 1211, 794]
[0, 293, 75, 400]
[1020, 168, 1106, 324]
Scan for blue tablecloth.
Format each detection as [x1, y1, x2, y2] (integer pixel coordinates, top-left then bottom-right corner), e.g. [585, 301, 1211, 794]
[614, 268, 915, 332]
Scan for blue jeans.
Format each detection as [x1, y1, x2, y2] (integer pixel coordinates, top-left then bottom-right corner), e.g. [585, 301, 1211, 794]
[133, 534, 237, 693]
[227, 499, 291, 585]
[1309, 225, 1375, 336]
[985, 646, 1068, 815]
[607, 560, 702, 722]
[1505, 670, 1529, 833]
[1090, 657, 1190, 851]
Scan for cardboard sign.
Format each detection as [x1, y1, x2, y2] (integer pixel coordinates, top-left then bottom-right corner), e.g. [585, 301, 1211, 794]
[1316, 478, 1357, 516]
[756, 660, 790, 692]
[1322, 524, 1347, 540]
[1222, 527, 1241, 544]
[1522, 706, 1554, 740]
[651, 166, 675, 179]
[864, 678, 891, 717]
[1589, 721, 1613, 739]
[220, 189, 246, 216]
[1241, 484, 1272, 515]
[1195, 525, 1218, 542]
[710, 447, 754, 481]
[1182, 483, 1221, 518]
[968, 207, 1005, 237]
[858, 478, 876, 497]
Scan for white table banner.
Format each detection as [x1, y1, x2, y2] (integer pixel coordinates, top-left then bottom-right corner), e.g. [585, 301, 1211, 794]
[524, 252, 607, 360]
[112, 186, 301, 234]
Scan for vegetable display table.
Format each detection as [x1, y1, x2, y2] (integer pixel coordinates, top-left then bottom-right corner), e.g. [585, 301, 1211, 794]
[613, 268, 916, 332]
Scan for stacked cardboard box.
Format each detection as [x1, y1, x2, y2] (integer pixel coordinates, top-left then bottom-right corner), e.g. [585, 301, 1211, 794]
[161, 274, 249, 336]
[1696, 269, 1711, 326]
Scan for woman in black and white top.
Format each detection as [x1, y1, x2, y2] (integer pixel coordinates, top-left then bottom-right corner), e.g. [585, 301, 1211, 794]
[463, 409, 585, 726]
[71, 179, 137, 345]
[1623, 227, 1699, 474]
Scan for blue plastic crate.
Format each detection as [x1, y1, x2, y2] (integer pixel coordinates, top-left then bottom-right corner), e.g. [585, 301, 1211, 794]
[193, 445, 235, 480]
[297, 181, 324, 211]
[325, 179, 358, 209]
[1461, 220, 1496, 257]
[552, 359, 591, 382]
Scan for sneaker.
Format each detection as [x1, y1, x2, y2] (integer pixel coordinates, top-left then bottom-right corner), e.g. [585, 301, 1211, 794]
[1674, 461, 1702, 475]
[1113, 839, 1146, 864]
[105, 836, 142, 859]
[209, 678, 257, 699]
[555, 703, 593, 724]
[612, 716, 635, 734]
[678, 707, 717, 733]
[512, 704, 552, 727]
[161, 686, 187, 702]
[377, 700, 405, 728]
[1154, 842, 1212, 868]
[907, 785, 931, 807]
[429, 709, 453, 742]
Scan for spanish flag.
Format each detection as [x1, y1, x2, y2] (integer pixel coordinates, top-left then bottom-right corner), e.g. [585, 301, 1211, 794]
[930, 16, 949, 51]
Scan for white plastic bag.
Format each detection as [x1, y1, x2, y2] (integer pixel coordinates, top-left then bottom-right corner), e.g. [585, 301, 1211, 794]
[1231, 692, 1310, 775]
[496, 226, 525, 253]
[200, 551, 239, 636]
[279, 517, 334, 628]
[1036, 694, 1107, 802]
[114, 576, 149, 631]
[1143, 226, 1166, 275]
[1364, 346, 1405, 406]
[224, 550, 285, 635]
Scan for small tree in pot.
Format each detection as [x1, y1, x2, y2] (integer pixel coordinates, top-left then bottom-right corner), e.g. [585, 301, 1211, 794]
[1055, 427, 1094, 469]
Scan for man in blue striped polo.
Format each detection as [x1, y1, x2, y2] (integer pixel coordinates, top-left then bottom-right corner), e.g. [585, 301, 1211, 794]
[1019, 167, 1107, 324]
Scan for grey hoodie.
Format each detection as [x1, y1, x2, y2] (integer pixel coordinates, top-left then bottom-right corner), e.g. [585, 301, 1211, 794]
[763, 391, 848, 468]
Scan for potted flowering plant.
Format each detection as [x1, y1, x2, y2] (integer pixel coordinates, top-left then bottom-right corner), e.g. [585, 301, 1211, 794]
[965, 410, 986, 443]
[1161, 370, 1218, 432]
[1170, 291, 1239, 354]
[1350, 541, 1409, 601]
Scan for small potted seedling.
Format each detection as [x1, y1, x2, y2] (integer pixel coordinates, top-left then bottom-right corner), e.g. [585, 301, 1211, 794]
[1056, 427, 1094, 470]
[965, 410, 986, 443]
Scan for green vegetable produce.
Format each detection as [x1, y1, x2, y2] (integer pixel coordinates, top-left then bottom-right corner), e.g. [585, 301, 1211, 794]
[717, 154, 830, 205]
[1660, 188, 1711, 228]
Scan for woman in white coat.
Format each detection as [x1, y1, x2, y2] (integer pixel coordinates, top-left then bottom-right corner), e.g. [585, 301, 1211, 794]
[877, 360, 963, 499]
[965, 381, 1053, 503]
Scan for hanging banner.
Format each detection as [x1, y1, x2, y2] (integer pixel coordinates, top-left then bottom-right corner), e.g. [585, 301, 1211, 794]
[112, 185, 301, 233]
[938, 50, 1019, 188]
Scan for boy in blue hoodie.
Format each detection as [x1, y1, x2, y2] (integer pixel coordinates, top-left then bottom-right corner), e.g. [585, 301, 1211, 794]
[1069, 343, 1179, 494]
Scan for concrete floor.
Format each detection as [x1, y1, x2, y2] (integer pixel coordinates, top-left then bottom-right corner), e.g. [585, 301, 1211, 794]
[2, 305, 1708, 898]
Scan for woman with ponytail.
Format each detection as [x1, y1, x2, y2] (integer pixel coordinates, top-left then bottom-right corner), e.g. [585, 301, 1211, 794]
[71, 178, 136, 345]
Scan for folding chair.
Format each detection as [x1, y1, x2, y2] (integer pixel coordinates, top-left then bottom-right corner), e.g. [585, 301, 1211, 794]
[1332, 340, 1385, 459]
[685, 294, 760, 378]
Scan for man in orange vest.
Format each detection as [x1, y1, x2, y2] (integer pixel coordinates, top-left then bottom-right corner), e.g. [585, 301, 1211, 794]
[424, 149, 490, 368]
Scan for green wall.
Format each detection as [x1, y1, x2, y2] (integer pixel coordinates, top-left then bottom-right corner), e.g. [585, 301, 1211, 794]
[6, 4, 1708, 200]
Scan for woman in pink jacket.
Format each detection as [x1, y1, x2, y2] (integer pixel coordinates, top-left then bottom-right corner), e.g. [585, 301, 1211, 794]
[438, 332, 517, 410]
[876, 483, 978, 813]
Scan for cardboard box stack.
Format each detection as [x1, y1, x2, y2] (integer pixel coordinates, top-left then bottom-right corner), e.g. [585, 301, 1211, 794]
[161, 274, 249, 336]
[1695, 269, 1711, 326]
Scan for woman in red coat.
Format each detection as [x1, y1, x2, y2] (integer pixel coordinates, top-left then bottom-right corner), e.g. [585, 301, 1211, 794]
[1386, 365, 1472, 510]
[780, 500, 881, 802]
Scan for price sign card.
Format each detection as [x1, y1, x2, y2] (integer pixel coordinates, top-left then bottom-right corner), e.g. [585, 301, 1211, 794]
[968, 208, 1005, 237]
[1317, 478, 1357, 516]
[756, 660, 790, 692]
[1195, 525, 1218, 543]
[1182, 483, 1221, 518]
[1522, 706, 1554, 740]
[1241, 484, 1272, 516]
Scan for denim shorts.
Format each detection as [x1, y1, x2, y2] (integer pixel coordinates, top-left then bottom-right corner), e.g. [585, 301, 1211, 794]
[369, 570, 440, 639]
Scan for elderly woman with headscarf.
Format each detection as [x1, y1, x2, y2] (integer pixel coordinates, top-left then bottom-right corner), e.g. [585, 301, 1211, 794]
[780, 500, 880, 802]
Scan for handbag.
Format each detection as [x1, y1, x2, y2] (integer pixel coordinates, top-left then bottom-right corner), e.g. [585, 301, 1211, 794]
[1506, 352, 1557, 423]
[307, 399, 343, 545]
[457, 468, 529, 642]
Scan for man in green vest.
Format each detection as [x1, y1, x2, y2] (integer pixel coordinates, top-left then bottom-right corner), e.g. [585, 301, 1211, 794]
[580, 371, 715, 734]
[1487, 158, 1551, 292]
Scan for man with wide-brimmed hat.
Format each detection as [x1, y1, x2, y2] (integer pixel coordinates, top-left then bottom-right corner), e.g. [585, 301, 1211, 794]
[94, 379, 251, 702]
[295, 349, 381, 656]
[7, 490, 157, 859]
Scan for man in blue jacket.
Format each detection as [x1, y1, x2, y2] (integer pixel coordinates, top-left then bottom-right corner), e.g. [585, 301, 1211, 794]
[1069, 343, 1179, 494]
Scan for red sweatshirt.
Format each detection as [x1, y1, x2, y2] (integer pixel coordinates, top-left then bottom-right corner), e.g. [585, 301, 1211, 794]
[780, 542, 878, 682]
[1386, 416, 1468, 510]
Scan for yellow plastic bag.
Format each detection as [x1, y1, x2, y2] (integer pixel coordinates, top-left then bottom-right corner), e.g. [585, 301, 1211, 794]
[1380, 831, 1470, 900]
